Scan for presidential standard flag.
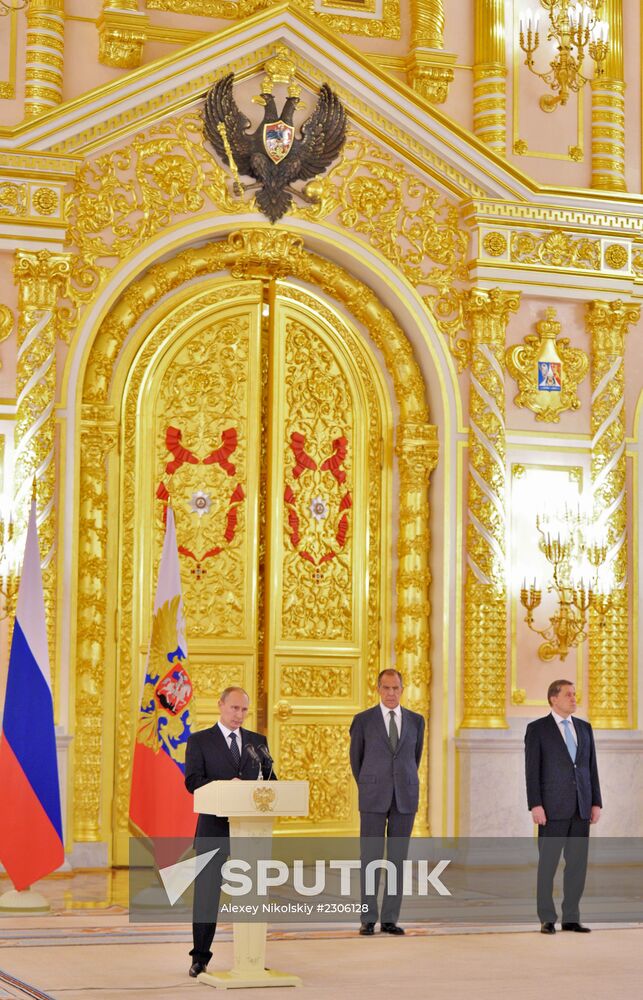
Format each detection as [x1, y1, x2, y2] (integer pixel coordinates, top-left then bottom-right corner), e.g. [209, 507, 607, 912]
[129, 506, 196, 838]
[0, 499, 64, 890]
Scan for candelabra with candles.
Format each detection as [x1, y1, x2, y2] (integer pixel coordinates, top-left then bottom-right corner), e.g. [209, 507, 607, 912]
[519, 2, 609, 112]
[0, 1, 29, 16]
[520, 505, 612, 661]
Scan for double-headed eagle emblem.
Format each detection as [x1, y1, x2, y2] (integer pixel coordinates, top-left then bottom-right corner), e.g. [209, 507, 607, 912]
[203, 50, 346, 223]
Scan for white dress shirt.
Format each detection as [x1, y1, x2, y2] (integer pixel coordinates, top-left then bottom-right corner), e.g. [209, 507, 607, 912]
[218, 721, 243, 751]
[380, 702, 402, 739]
[551, 709, 578, 746]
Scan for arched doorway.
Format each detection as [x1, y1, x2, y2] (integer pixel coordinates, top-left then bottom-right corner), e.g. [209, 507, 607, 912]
[73, 230, 436, 863]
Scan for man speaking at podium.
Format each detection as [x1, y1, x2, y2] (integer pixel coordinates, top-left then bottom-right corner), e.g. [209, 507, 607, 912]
[185, 686, 275, 978]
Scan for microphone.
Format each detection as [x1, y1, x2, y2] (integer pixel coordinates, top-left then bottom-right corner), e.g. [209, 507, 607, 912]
[246, 744, 263, 779]
[256, 744, 274, 780]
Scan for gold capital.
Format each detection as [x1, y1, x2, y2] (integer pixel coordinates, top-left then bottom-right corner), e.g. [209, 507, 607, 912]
[463, 288, 520, 348]
[585, 299, 640, 355]
[14, 250, 71, 313]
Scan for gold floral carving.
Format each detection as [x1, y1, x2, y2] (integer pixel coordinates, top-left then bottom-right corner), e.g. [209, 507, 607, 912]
[79, 232, 433, 841]
[506, 309, 589, 422]
[0, 182, 27, 217]
[190, 662, 245, 701]
[585, 299, 640, 728]
[461, 289, 519, 729]
[32, 186, 58, 216]
[482, 232, 507, 257]
[510, 231, 601, 270]
[298, 132, 468, 369]
[66, 123, 467, 371]
[280, 665, 352, 698]
[0, 305, 13, 367]
[281, 318, 353, 641]
[74, 404, 119, 840]
[13, 250, 71, 691]
[604, 243, 629, 270]
[278, 724, 352, 823]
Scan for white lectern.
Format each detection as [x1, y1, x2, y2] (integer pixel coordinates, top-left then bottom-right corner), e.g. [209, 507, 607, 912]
[193, 780, 309, 990]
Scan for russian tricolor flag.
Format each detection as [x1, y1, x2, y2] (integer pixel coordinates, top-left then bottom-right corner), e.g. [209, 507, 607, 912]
[0, 499, 64, 890]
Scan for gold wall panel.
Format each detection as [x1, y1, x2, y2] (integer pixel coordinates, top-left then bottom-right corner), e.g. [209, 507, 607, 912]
[155, 312, 254, 641]
[280, 313, 354, 642]
[278, 722, 353, 826]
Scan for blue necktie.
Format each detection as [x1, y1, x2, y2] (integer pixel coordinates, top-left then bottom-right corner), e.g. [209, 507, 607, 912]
[229, 731, 241, 769]
[561, 719, 577, 762]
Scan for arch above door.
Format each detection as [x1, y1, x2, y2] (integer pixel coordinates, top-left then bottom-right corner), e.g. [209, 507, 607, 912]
[73, 228, 438, 857]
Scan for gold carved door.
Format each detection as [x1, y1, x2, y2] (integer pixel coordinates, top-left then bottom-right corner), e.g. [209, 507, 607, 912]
[115, 277, 390, 858]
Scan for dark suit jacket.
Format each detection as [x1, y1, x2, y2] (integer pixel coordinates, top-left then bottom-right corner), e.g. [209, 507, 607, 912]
[525, 713, 602, 821]
[349, 705, 425, 815]
[185, 724, 275, 838]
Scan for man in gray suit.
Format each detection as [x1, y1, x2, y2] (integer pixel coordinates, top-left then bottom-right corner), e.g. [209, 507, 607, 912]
[350, 668, 425, 936]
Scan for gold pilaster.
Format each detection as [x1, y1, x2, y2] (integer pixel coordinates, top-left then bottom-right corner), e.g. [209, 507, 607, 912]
[460, 289, 519, 729]
[396, 421, 438, 833]
[24, 0, 65, 119]
[407, 0, 456, 104]
[13, 250, 71, 691]
[73, 404, 118, 841]
[473, 0, 507, 153]
[591, 0, 626, 191]
[585, 299, 639, 727]
[98, 1, 148, 69]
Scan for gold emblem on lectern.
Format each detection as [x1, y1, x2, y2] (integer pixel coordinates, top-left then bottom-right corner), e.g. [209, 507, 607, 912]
[253, 787, 276, 813]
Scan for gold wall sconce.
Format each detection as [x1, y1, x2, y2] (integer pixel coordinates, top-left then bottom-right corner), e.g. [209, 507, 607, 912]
[519, 2, 609, 112]
[506, 308, 588, 422]
[520, 505, 612, 661]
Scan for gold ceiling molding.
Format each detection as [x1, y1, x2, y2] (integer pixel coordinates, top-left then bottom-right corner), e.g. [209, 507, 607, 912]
[76, 228, 436, 841]
[144, 0, 401, 38]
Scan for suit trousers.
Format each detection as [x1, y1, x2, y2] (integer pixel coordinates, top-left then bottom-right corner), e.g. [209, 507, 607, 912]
[359, 795, 415, 924]
[191, 836, 229, 964]
[537, 811, 590, 924]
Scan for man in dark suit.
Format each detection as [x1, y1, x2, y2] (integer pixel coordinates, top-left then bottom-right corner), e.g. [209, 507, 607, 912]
[349, 668, 425, 936]
[184, 686, 274, 977]
[525, 679, 602, 935]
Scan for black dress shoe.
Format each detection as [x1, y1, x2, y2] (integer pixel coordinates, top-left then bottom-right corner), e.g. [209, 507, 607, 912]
[381, 922, 405, 935]
[359, 922, 375, 935]
[540, 922, 556, 934]
[189, 961, 208, 977]
[561, 922, 591, 932]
